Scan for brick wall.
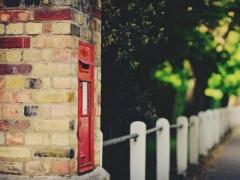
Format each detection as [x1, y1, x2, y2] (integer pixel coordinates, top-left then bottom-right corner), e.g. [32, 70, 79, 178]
[0, 0, 101, 176]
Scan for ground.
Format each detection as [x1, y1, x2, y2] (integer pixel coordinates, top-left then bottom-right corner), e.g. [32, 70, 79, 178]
[195, 128, 240, 180]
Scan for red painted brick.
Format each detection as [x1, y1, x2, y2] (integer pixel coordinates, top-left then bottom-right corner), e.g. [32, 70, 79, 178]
[0, 64, 32, 75]
[34, 8, 72, 21]
[0, 10, 30, 22]
[0, 37, 30, 49]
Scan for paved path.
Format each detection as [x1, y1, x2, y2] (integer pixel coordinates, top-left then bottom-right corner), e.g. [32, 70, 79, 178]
[197, 133, 240, 180]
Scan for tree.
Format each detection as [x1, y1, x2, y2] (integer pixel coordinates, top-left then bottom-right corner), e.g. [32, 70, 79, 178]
[102, 0, 240, 179]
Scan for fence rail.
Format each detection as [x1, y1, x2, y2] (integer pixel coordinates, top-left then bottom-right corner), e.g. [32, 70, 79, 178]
[103, 133, 138, 147]
[102, 107, 232, 180]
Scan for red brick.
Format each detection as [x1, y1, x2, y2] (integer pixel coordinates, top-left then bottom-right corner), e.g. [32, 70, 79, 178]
[0, 37, 30, 49]
[0, 10, 30, 22]
[6, 132, 23, 145]
[34, 8, 72, 21]
[0, 120, 30, 131]
[51, 161, 70, 174]
[0, 120, 8, 131]
[0, 64, 32, 75]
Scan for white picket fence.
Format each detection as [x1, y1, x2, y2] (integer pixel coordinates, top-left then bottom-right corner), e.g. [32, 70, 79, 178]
[103, 107, 232, 180]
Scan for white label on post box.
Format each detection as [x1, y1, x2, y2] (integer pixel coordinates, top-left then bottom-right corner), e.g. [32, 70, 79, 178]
[82, 82, 88, 115]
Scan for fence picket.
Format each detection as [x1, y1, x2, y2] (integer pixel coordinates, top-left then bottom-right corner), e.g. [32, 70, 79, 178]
[199, 112, 208, 156]
[177, 116, 188, 175]
[102, 107, 232, 180]
[130, 121, 146, 180]
[189, 115, 199, 165]
[156, 118, 170, 180]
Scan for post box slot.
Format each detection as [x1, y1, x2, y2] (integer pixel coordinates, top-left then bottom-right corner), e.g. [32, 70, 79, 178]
[79, 61, 90, 73]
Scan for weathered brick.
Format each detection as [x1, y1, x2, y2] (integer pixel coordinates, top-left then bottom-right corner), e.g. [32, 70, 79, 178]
[51, 104, 77, 117]
[0, 24, 4, 34]
[52, 77, 77, 89]
[26, 161, 42, 174]
[0, 37, 30, 49]
[3, 104, 23, 118]
[25, 78, 42, 89]
[69, 132, 77, 146]
[0, 51, 6, 62]
[41, 49, 53, 61]
[34, 8, 72, 21]
[23, 49, 41, 62]
[0, 105, 3, 118]
[5, 49, 22, 63]
[25, 77, 51, 89]
[15, 91, 32, 102]
[32, 120, 70, 132]
[33, 91, 74, 103]
[0, 120, 30, 131]
[31, 35, 51, 48]
[51, 161, 70, 174]
[13, 120, 30, 130]
[49, 133, 70, 146]
[52, 22, 80, 36]
[0, 147, 31, 159]
[55, 35, 77, 48]
[54, 49, 77, 63]
[25, 22, 43, 34]
[24, 106, 38, 117]
[5, 162, 23, 174]
[43, 161, 51, 174]
[0, 78, 4, 88]
[73, 11, 84, 25]
[6, 132, 24, 145]
[32, 63, 74, 76]
[25, 132, 43, 145]
[51, 104, 71, 117]
[32, 35, 77, 48]
[52, 22, 71, 34]
[0, 64, 32, 75]
[43, 22, 52, 33]
[0, 120, 8, 130]
[0, 91, 15, 102]
[6, 23, 24, 34]
[0, 10, 30, 22]
[34, 148, 70, 158]
[5, 76, 25, 89]
[0, 132, 4, 145]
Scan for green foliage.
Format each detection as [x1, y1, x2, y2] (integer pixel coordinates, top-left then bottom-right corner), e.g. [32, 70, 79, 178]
[103, 1, 240, 178]
[153, 60, 191, 90]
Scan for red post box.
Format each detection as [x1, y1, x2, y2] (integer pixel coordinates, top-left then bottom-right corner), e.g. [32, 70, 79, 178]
[78, 41, 95, 174]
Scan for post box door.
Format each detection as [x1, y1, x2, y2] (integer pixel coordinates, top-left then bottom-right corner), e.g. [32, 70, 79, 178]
[78, 41, 94, 174]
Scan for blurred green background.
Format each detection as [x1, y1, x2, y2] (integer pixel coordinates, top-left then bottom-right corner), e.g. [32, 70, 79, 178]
[102, 0, 240, 179]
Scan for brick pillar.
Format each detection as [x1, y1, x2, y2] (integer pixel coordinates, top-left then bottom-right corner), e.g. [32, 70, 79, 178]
[0, 0, 107, 179]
